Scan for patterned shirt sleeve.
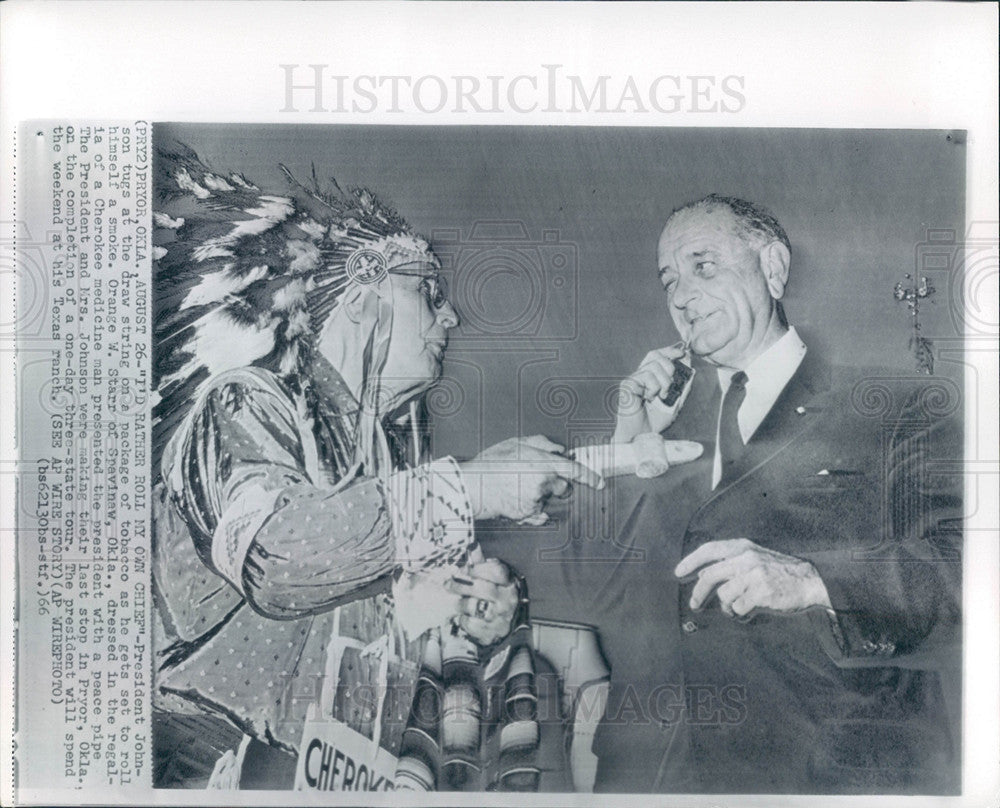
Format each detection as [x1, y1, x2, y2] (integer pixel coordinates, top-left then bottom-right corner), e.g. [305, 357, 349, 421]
[385, 457, 475, 571]
[168, 370, 475, 619]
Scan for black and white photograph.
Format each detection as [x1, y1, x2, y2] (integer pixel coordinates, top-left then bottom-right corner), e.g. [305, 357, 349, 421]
[1, 3, 996, 807]
[147, 124, 965, 794]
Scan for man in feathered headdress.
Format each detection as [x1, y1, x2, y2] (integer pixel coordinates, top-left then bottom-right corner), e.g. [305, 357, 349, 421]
[151, 144, 601, 790]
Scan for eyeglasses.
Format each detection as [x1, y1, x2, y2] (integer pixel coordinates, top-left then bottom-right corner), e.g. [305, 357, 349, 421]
[420, 276, 449, 310]
[394, 271, 449, 311]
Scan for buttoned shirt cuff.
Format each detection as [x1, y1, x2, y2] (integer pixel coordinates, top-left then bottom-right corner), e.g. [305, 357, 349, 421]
[386, 456, 475, 572]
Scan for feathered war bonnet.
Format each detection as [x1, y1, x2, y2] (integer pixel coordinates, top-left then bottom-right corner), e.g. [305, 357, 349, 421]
[152, 142, 441, 484]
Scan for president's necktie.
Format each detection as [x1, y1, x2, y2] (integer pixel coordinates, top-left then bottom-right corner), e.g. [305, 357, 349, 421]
[718, 370, 748, 484]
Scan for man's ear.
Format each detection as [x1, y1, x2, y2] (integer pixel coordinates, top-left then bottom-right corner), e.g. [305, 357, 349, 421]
[340, 285, 365, 323]
[759, 241, 791, 300]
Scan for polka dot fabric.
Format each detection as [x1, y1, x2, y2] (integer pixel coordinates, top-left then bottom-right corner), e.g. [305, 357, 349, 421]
[154, 357, 475, 754]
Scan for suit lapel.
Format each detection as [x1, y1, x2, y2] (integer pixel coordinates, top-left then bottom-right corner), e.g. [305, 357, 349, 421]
[744, 351, 830, 448]
[692, 352, 832, 515]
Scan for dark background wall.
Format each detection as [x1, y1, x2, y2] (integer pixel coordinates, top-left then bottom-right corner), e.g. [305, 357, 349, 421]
[154, 124, 965, 459]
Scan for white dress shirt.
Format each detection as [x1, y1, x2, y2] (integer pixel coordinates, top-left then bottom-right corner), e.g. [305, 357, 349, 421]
[711, 327, 807, 489]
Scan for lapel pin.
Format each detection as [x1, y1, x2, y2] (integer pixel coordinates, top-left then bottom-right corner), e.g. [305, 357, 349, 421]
[795, 406, 807, 415]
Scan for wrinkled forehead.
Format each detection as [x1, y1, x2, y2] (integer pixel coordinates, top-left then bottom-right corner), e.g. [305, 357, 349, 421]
[658, 207, 742, 264]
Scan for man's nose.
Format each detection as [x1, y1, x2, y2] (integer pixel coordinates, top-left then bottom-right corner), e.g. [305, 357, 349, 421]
[436, 300, 460, 329]
[671, 275, 698, 309]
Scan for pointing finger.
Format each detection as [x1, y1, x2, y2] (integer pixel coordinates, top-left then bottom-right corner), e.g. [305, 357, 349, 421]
[548, 455, 605, 490]
[521, 435, 565, 454]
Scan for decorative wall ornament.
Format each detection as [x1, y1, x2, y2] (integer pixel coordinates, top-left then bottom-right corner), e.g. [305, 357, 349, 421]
[893, 274, 937, 374]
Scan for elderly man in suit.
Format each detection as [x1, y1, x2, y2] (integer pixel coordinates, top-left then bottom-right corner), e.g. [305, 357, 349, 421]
[607, 194, 962, 792]
[482, 194, 962, 794]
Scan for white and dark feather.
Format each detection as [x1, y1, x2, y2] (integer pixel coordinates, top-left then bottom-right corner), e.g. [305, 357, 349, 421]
[152, 142, 428, 479]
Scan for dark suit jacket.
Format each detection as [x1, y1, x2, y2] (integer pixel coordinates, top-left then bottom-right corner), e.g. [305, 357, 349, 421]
[481, 351, 963, 794]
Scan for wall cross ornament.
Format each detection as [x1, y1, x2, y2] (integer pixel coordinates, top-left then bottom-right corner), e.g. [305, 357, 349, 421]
[893, 274, 936, 375]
